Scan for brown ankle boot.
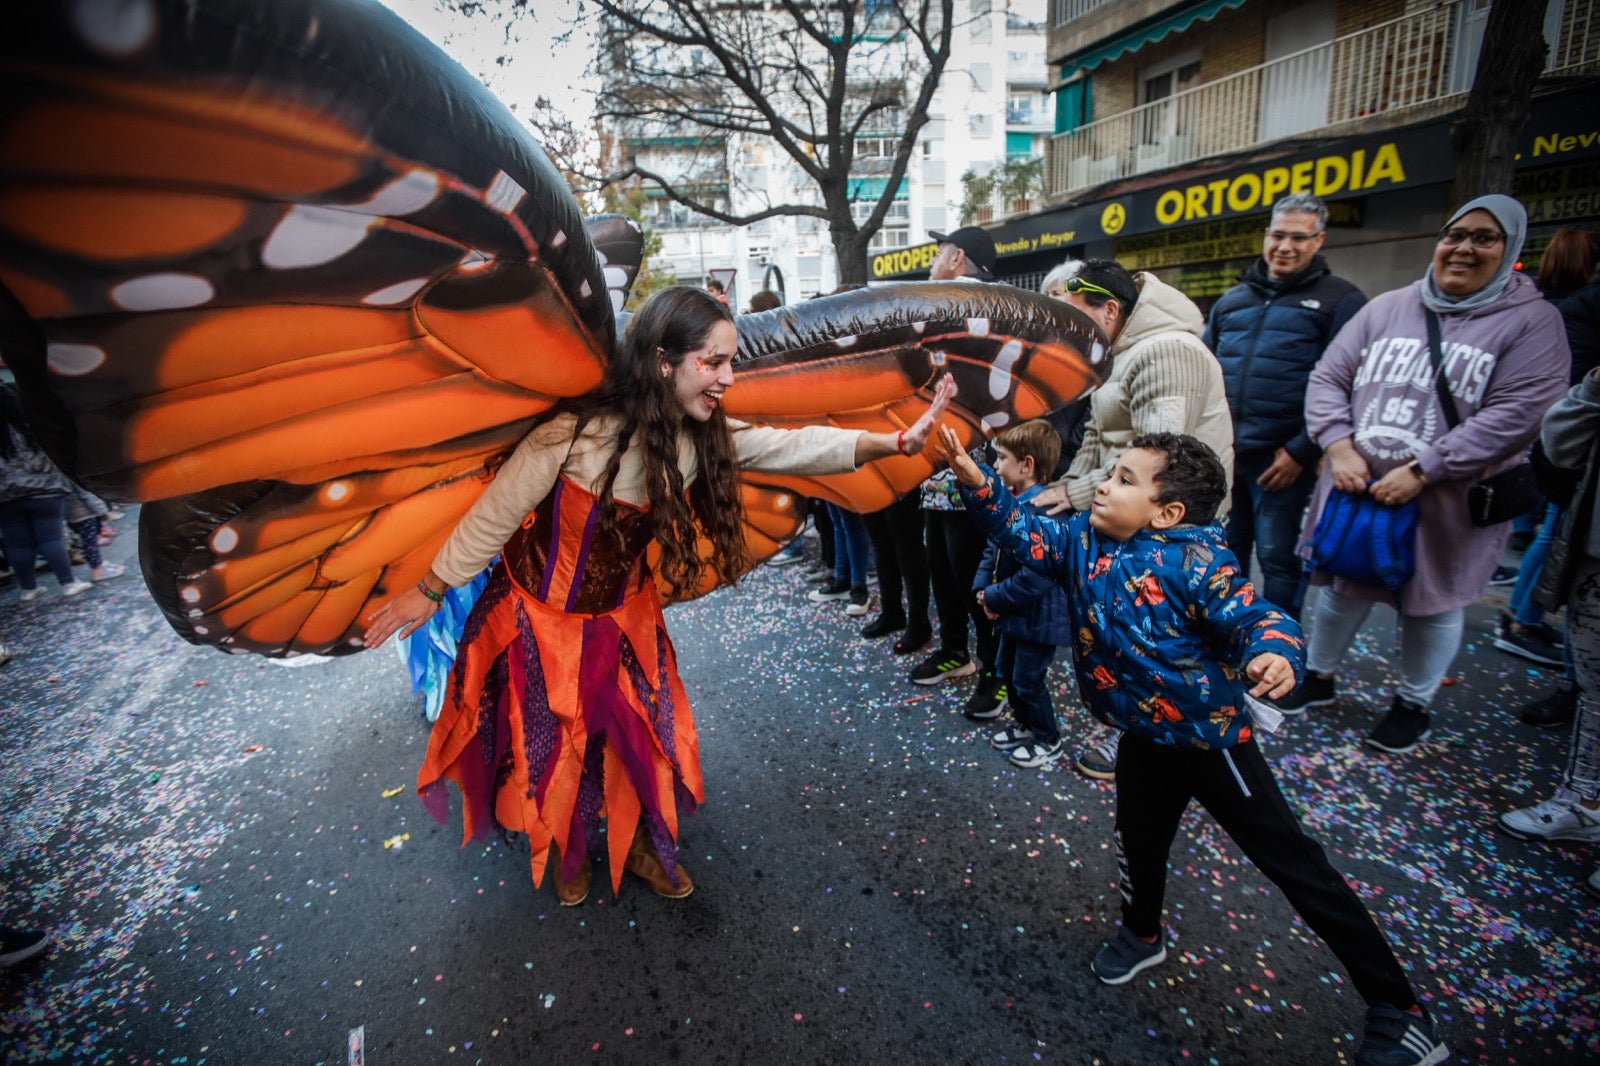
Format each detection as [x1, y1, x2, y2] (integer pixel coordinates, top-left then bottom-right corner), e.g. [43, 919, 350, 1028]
[554, 854, 592, 907]
[624, 825, 693, 898]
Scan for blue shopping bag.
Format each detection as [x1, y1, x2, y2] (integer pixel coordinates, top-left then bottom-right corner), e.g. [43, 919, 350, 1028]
[1305, 488, 1418, 593]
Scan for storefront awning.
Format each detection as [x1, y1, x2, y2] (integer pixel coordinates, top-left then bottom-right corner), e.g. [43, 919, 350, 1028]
[1056, 0, 1248, 81]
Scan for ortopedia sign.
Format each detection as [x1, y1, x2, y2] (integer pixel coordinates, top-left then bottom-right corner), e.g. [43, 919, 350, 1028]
[868, 86, 1599, 280]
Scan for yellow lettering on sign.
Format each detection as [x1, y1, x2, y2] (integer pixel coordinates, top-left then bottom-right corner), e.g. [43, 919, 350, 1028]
[1262, 167, 1290, 204]
[871, 242, 940, 278]
[1362, 143, 1406, 188]
[1314, 155, 1348, 196]
[1227, 172, 1261, 213]
[1156, 190, 1185, 224]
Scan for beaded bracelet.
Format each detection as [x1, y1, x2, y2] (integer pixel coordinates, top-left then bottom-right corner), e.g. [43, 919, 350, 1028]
[417, 580, 443, 604]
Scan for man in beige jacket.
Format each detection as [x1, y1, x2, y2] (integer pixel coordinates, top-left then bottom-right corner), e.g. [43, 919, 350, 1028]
[1035, 259, 1233, 516]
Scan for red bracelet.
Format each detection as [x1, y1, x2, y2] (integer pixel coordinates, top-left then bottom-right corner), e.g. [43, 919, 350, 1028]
[896, 429, 908, 456]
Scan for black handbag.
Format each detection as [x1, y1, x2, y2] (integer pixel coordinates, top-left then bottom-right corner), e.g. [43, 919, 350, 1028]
[1424, 310, 1544, 527]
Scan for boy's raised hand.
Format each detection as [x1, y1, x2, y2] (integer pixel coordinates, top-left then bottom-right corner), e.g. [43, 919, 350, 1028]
[1245, 653, 1296, 699]
[935, 425, 985, 488]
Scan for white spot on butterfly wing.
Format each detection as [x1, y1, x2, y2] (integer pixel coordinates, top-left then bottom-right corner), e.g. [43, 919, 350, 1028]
[988, 339, 1022, 399]
[579, 280, 592, 299]
[362, 278, 429, 306]
[350, 171, 440, 216]
[967, 318, 991, 337]
[486, 171, 527, 213]
[71, 0, 156, 56]
[323, 482, 352, 503]
[833, 336, 857, 349]
[1089, 340, 1107, 365]
[912, 321, 927, 334]
[111, 273, 214, 311]
[982, 412, 1010, 430]
[459, 249, 493, 272]
[263, 205, 376, 269]
[211, 526, 239, 554]
[181, 586, 202, 604]
[604, 266, 629, 289]
[47, 344, 107, 376]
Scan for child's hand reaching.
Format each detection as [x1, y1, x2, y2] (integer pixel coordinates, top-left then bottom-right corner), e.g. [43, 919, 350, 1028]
[935, 425, 985, 488]
[1245, 653, 1296, 700]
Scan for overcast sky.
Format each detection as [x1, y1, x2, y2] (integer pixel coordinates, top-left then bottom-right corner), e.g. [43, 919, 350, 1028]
[378, 0, 598, 129]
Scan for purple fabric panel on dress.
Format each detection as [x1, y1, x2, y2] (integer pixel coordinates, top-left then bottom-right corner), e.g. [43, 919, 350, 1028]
[452, 565, 511, 709]
[512, 605, 563, 805]
[420, 780, 452, 826]
[565, 497, 604, 613]
[576, 616, 678, 846]
[537, 478, 565, 601]
[652, 626, 682, 769]
[643, 810, 683, 889]
[435, 652, 510, 841]
[618, 630, 682, 778]
[564, 734, 607, 880]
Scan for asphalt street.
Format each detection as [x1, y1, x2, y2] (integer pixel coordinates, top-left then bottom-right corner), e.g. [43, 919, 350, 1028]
[1, 517, 1596, 1065]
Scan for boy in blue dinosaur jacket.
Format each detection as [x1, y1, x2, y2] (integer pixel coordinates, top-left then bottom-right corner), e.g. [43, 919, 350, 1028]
[936, 428, 1448, 1066]
[969, 419, 1074, 769]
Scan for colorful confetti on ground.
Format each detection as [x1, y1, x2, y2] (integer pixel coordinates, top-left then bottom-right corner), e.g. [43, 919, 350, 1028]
[1, 532, 1595, 1063]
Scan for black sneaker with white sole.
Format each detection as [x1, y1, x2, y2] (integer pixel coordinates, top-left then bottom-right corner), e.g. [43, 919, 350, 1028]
[0, 926, 50, 968]
[1091, 926, 1166, 985]
[807, 579, 850, 603]
[1355, 1004, 1449, 1065]
[1364, 695, 1431, 754]
[1008, 738, 1063, 768]
[1492, 611, 1565, 667]
[908, 649, 976, 685]
[962, 673, 1007, 719]
[989, 724, 1033, 751]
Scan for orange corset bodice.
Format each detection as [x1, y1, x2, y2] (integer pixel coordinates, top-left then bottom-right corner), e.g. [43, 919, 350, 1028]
[501, 477, 654, 614]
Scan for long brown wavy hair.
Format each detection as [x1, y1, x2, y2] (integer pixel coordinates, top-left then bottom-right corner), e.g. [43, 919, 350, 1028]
[575, 285, 749, 597]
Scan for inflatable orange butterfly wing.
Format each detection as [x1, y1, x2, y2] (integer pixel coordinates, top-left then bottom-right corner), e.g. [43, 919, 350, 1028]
[0, 0, 614, 655]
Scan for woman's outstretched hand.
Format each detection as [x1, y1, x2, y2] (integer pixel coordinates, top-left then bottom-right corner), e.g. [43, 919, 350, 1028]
[362, 585, 439, 649]
[898, 374, 959, 456]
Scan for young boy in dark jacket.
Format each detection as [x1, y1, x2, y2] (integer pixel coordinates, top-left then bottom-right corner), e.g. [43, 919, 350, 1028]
[936, 427, 1448, 1066]
[969, 419, 1073, 769]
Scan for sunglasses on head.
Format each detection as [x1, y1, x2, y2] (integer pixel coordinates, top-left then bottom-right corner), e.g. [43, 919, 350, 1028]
[1064, 276, 1117, 302]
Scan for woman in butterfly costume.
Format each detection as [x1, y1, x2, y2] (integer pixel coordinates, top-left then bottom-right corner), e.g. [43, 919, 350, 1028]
[0, 0, 1106, 905]
[365, 286, 956, 904]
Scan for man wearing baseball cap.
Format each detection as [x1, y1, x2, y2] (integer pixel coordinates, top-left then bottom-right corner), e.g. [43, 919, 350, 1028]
[928, 226, 998, 282]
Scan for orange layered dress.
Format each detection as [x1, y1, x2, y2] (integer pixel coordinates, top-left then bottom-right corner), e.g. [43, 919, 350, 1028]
[418, 412, 861, 892]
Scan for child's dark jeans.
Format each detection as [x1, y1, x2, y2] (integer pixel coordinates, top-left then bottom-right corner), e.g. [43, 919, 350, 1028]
[997, 634, 1059, 745]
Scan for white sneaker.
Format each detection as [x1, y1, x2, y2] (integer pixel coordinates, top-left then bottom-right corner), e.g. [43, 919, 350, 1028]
[92, 562, 126, 581]
[19, 587, 46, 602]
[1499, 790, 1600, 842]
[61, 580, 94, 597]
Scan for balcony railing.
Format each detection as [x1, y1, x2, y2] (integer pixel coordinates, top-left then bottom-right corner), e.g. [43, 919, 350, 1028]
[1046, 0, 1599, 201]
[1053, 0, 1117, 29]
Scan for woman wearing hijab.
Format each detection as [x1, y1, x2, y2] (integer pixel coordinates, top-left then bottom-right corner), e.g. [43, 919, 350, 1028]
[1277, 196, 1570, 754]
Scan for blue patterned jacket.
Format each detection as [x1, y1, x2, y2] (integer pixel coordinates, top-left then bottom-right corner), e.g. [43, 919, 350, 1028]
[959, 468, 1305, 749]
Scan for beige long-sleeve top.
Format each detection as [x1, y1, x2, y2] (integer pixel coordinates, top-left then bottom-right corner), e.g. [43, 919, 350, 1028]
[433, 411, 863, 586]
[1058, 272, 1235, 512]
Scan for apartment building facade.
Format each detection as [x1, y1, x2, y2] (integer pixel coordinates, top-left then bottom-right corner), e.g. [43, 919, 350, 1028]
[602, 0, 1053, 304]
[874, 0, 1600, 304]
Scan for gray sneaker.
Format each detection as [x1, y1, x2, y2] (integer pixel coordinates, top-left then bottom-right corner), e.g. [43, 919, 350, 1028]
[1499, 790, 1600, 842]
[1091, 926, 1166, 985]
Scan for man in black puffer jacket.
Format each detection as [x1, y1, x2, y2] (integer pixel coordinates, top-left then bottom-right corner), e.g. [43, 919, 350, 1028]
[1204, 193, 1367, 620]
